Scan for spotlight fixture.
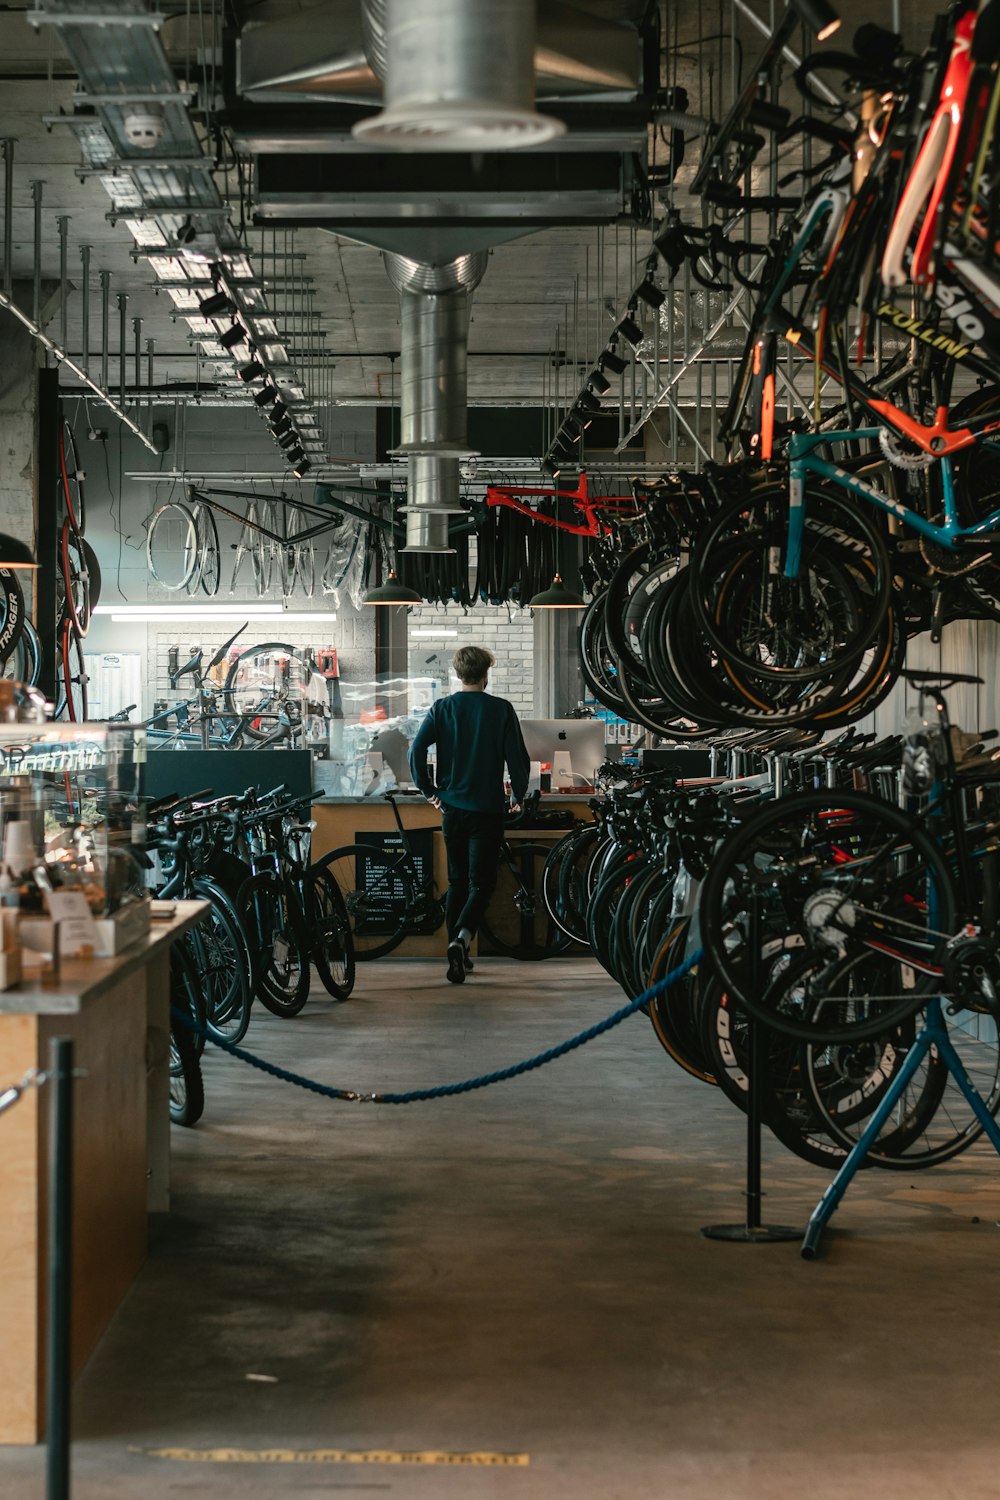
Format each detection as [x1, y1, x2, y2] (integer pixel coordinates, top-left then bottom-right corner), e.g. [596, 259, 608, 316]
[0, 532, 38, 569]
[600, 348, 629, 375]
[578, 389, 602, 413]
[277, 428, 299, 449]
[528, 572, 586, 609]
[588, 369, 611, 395]
[219, 322, 247, 350]
[635, 279, 666, 309]
[562, 412, 587, 438]
[254, 383, 279, 407]
[268, 400, 288, 423]
[363, 569, 423, 606]
[789, 0, 841, 40]
[237, 359, 264, 383]
[554, 426, 580, 452]
[291, 456, 311, 479]
[270, 414, 293, 437]
[285, 445, 306, 465]
[616, 315, 644, 349]
[199, 288, 236, 317]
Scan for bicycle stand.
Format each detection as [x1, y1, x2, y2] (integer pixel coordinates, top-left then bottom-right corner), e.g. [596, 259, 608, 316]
[701, 1009, 801, 1244]
[702, 897, 800, 1245]
[801, 996, 1000, 1259]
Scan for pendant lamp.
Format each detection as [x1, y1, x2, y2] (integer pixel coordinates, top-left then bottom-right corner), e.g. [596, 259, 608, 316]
[363, 569, 423, 606]
[528, 487, 584, 609]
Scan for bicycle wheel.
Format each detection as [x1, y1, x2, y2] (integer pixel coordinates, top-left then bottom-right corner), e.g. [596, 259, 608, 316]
[169, 944, 205, 1126]
[59, 520, 94, 637]
[542, 824, 598, 945]
[2, 618, 40, 685]
[646, 920, 717, 1083]
[239, 871, 310, 1017]
[313, 844, 414, 960]
[0, 569, 26, 667]
[691, 490, 891, 684]
[58, 620, 88, 721]
[481, 841, 574, 959]
[195, 502, 221, 597]
[223, 641, 314, 742]
[58, 418, 86, 533]
[697, 971, 858, 1172]
[146, 501, 199, 591]
[187, 876, 255, 1043]
[700, 788, 958, 1044]
[310, 865, 356, 999]
[802, 956, 1000, 1168]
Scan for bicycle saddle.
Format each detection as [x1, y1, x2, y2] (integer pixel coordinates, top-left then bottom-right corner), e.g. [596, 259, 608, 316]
[900, 669, 984, 686]
[169, 649, 202, 689]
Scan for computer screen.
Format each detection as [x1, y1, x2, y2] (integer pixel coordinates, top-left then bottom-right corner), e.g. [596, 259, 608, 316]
[518, 719, 607, 789]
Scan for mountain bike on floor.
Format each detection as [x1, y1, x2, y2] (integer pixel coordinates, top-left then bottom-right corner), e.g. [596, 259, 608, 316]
[314, 790, 576, 962]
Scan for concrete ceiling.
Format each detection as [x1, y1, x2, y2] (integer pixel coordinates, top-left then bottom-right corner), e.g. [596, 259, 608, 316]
[0, 0, 946, 469]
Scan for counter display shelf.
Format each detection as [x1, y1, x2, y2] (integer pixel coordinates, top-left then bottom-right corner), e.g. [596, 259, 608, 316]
[311, 795, 595, 957]
[0, 901, 205, 1444]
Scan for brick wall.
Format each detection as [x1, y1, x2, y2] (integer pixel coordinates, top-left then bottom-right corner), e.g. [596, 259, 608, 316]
[406, 602, 535, 719]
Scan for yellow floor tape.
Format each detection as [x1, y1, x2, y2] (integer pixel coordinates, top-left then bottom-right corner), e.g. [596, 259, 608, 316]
[136, 1447, 530, 1467]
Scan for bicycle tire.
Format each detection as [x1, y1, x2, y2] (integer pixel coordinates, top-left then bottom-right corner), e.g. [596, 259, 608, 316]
[188, 876, 255, 1043]
[310, 865, 356, 999]
[59, 520, 94, 637]
[481, 841, 572, 960]
[700, 788, 958, 1044]
[239, 870, 311, 1017]
[2, 617, 40, 685]
[543, 824, 598, 944]
[58, 620, 88, 721]
[646, 922, 717, 1083]
[169, 1007, 205, 1127]
[313, 843, 415, 960]
[58, 418, 86, 534]
[697, 973, 859, 1172]
[146, 501, 199, 591]
[800, 953, 1000, 1168]
[0, 568, 26, 667]
[223, 641, 315, 743]
[169, 937, 206, 1126]
[691, 490, 892, 684]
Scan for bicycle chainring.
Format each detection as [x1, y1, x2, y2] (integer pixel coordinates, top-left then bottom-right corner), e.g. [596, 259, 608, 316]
[877, 427, 933, 471]
[942, 934, 1000, 1017]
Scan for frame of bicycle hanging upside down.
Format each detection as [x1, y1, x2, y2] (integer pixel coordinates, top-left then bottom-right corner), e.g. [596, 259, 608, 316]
[782, 426, 1000, 582]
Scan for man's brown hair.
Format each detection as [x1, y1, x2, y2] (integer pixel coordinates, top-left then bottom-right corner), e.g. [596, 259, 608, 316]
[453, 645, 495, 685]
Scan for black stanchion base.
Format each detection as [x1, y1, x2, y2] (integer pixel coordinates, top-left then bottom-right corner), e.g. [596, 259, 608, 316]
[701, 1223, 801, 1242]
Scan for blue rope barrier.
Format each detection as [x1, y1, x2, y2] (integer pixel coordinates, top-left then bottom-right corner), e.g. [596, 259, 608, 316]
[172, 948, 705, 1105]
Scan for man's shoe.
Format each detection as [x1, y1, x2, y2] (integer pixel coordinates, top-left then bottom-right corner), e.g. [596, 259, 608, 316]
[446, 940, 467, 985]
[464, 950, 474, 973]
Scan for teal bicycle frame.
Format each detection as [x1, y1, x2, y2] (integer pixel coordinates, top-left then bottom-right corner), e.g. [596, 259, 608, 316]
[783, 426, 1000, 578]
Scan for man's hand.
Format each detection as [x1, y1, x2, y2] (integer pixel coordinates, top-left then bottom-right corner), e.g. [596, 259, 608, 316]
[428, 794, 443, 810]
[508, 799, 522, 816]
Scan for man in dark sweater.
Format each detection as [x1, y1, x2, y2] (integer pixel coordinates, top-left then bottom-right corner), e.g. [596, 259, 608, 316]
[408, 645, 530, 984]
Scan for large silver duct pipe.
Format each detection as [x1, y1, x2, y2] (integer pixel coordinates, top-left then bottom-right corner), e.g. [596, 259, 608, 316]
[354, 0, 563, 151]
[385, 252, 487, 554]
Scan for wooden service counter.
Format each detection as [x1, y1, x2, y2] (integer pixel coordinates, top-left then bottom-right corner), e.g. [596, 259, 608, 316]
[312, 795, 595, 957]
[0, 900, 206, 1444]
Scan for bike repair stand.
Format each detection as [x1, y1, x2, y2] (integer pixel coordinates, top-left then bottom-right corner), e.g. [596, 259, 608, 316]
[801, 995, 1000, 1258]
[702, 892, 800, 1245]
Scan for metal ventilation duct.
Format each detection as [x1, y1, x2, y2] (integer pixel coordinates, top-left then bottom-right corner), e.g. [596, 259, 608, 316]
[237, 0, 639, 104]
[353, 0, 563, 151]
[385, 252, 487, 554]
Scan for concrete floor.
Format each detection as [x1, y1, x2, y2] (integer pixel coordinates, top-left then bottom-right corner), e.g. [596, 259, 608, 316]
[3, 956, 1000, 1498]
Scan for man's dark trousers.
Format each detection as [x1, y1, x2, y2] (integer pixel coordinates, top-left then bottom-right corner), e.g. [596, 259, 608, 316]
[442, 806, 505, 940]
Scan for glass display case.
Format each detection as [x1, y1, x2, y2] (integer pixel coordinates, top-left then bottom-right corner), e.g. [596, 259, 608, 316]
[0, 720, 147, 947]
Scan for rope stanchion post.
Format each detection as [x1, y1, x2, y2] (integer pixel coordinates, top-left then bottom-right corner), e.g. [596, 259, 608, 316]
[701, 896, 800, 1245]
[46, 1036, 74, 1500]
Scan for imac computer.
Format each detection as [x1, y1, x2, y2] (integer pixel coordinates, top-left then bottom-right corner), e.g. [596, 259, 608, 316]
[518, 719, 607, 791]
